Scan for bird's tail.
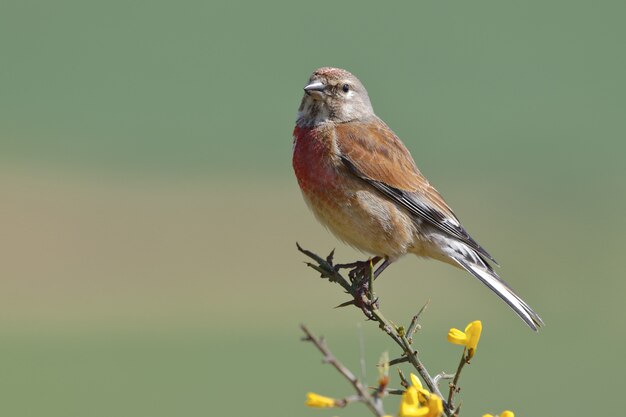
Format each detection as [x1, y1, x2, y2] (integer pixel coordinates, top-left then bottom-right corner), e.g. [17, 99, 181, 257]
[432, 235, 544, 331]
[453, 255, 544, 331]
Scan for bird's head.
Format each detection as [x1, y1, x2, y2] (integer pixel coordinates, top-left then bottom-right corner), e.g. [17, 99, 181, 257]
[297, 67, 374, 127]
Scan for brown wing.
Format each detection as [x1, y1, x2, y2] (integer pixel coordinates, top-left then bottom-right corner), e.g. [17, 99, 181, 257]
[334, 118, 497, 264]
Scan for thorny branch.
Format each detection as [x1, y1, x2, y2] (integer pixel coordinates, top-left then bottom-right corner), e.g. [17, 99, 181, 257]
[301, 324, 386, 417]
[297, 243, 455, 416]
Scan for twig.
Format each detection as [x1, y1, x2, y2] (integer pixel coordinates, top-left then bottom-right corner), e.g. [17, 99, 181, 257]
[434, 372, 455, 386]
[397, 368, 409, 388]
[298, 244, 452, 416]
[407, 300, 430, 341]
[334, 394, 361, 407]
[296, 243, 351, 293]
[447, 348, 470, 411]
[301, 324, 386, 417]
[387, 354, 413, 366]
[380, 388, 405, 395]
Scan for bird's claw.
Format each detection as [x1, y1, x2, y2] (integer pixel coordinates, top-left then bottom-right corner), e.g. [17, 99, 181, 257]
[333, 258, 378, 284]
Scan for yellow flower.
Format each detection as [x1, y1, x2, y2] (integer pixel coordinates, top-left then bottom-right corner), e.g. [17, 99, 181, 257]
[482, 411, 514, 417]
[409, 373, 429, 405]
[305, 392, 335, 408]
[422, 393, 443, 417]
[398, 374, 444, 417]
[447, 320, 482, 358]
[428, 394, 443, 417]
[410, 373, 422, 389]
[399, 386, 429, 417]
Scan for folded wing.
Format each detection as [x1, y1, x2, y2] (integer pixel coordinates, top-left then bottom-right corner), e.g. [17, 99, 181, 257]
[335, 118, 497, 264]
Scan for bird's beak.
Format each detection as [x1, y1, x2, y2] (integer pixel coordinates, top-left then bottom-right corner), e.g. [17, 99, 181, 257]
[303, 81, 326, 96]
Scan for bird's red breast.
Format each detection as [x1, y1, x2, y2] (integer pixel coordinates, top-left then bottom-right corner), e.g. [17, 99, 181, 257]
[292, 125, 338, 196]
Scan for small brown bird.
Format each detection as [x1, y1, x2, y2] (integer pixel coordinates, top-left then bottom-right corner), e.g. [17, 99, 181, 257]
[292, 67, 543, 331]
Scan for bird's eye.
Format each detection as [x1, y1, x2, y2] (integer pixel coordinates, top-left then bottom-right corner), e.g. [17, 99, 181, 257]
[342, 84, 350, 93]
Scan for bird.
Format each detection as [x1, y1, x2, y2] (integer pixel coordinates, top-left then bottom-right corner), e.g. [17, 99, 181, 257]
[292, 67, 543, 331]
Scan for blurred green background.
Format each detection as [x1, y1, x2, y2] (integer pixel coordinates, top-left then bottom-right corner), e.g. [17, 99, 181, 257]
[1, 1, 624, 416]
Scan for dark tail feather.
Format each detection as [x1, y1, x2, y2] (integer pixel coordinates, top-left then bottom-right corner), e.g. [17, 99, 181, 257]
[454, 258, 544, 331]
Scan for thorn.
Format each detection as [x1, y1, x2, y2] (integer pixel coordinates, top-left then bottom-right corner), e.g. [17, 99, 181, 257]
[296, 242, 310, 256]
[397, 368, 409, 388]
[335, 300, 356, 308]
[326, 248, 335, 264]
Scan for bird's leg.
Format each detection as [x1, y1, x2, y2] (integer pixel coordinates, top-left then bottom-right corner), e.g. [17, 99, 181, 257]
[373, 258, 392, 280]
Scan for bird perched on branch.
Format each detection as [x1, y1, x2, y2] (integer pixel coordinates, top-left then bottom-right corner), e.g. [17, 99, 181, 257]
[292, 67, 543, 331]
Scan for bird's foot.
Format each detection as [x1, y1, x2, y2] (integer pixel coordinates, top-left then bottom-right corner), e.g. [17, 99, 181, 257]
[334, 256, 381, 284]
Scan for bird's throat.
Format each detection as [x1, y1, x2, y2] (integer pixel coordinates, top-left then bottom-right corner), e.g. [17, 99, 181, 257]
[297, 97, 330, 127]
